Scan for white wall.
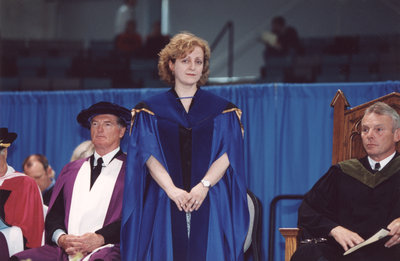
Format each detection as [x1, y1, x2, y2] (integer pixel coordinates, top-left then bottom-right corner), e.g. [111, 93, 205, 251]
[0, 0, 57, 39]
[0, 0, 161, 40]
[55, 1, 121, 41]
[1, 0, 399, 78]
[55, 0, 161, 41]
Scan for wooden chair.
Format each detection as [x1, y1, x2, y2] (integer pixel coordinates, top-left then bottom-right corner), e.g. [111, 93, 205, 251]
[279, 90, 400, 261]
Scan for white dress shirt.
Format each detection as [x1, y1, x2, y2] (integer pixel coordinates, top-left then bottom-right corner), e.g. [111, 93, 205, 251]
[367, 151, 396, 171]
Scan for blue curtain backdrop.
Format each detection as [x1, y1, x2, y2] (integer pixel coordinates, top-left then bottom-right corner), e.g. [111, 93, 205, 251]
[1, 81, 400, 260]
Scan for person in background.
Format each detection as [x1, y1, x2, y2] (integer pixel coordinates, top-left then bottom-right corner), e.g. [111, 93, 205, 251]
[70, 140, 95, 162]
[259, 16, 304, 80]
[115, 19, 143, 58]
[23, 154, 55, 206]
[13, 102, 131, 261]
[121, 32, 249, 261]
[291, 102, 400, 261]
[261, 16, 303, 58]
[114, 0, 137, 36]
[143, 21, 170, 59]
[0, 128, 44, 258]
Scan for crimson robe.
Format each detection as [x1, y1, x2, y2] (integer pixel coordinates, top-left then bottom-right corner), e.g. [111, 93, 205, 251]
[0, 168, 44, 249]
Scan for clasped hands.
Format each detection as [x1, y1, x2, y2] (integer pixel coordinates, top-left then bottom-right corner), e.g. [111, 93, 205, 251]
[330, 218, 400, 252]
[168, 183, 209, 212]
[58, 232, 105, 257]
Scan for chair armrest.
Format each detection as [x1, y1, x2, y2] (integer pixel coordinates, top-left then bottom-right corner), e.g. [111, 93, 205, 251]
[279, 228, 300, 261]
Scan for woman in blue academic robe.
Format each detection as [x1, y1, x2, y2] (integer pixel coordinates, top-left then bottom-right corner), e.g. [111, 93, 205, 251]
[121, 32, 249, 261]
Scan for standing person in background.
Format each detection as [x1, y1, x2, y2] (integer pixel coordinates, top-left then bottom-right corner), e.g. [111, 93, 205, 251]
[23, 154, 55, 206]
[121, 32, 249, 261]
[261, 16, 303, 58]
[115, 19, 143, 58]
[13, 102, 131, 261]
[143, 21, 170, 59]
[0, 128, 44, 258]
[114, 0, 137, 36]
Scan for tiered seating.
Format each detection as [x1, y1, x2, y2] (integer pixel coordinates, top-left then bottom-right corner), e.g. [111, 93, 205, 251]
[348, 53, 379, 82]
[0, 39, 164, 91]
[16, 56, 44, 77]
[317, 54, 349, 82]
[1, 34, 400, 91]
[261, 34, 400, 83]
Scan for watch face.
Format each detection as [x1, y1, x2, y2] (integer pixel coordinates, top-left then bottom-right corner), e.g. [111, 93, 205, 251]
[202, 179, 210, 187]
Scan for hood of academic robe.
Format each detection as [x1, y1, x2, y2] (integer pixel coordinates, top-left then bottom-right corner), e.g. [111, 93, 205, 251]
[47, 153, 126, 233]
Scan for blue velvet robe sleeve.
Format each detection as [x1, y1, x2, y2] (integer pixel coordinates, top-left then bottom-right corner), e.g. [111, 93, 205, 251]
[206, 110, 249, 260]
[121, 110, 174, 261]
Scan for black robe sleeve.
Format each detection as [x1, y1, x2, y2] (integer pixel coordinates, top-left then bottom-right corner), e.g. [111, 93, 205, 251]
[95, 221, 121, 244]
[45, 187, 66, 245]
[0, 190, 11, 222]
[297, 165, 341, 238]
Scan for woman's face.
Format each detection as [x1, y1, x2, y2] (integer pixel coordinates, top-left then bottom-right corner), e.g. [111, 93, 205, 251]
[169, 46, 204, 88]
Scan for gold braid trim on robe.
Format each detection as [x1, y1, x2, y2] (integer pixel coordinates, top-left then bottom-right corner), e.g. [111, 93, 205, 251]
[129, 108, 155, 135]
[339, 156, 400, 189]
[222, 107, 244, 137]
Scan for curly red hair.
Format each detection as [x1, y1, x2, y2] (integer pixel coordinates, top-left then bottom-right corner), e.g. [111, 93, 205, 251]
[158, 32, 211, 86]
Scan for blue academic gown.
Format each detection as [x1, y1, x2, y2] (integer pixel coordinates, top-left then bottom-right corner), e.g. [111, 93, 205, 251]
[121, 88, 249, 261]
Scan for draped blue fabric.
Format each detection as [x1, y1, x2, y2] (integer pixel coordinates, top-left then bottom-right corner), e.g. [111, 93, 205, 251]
[1, 81, 400, 260]
[121, 89, 248, 260]
[121, 106, 173, 260]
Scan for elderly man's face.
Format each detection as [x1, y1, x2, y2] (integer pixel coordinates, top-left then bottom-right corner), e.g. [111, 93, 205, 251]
[361, 112, 400, 161]
[90, 114, 126, 155]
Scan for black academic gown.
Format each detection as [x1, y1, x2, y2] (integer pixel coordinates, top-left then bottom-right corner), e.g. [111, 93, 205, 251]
[292, 155, 400, 261]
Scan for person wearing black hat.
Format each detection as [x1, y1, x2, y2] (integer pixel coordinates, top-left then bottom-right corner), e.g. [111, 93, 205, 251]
[0, 128, 44, 258]
[13, 102, 131, 261]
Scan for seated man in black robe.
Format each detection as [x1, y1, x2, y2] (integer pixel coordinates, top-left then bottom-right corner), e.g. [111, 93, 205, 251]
[291, 102, 400, 261]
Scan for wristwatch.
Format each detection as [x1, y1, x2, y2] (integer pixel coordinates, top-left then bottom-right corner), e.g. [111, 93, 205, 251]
[201, 179, 211, 188]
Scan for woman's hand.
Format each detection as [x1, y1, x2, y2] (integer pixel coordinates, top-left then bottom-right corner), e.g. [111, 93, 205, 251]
[146, 156, 192, 211]
[185, 153, 229, 212]
[166, 186, 192, 212]
[187, 183, 209, 212]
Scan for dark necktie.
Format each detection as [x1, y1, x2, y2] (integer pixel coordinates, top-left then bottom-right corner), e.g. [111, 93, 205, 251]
[91, 157, 103, 189]
[373, 162, 381, 173]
